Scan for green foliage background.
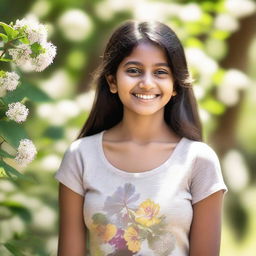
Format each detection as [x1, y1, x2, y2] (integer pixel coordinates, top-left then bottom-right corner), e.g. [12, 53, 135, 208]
[0, 0, 256, 255]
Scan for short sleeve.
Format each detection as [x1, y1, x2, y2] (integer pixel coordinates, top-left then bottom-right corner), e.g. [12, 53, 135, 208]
[190, 143, 228, 205]
[54, 140, 86, 196]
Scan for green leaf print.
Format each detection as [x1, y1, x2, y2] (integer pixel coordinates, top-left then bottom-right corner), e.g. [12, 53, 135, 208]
[148, 232, 176, 256]
[92, 213, 109, 225]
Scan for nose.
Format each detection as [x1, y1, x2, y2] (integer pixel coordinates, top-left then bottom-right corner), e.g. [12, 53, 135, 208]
[139, 72, 155, 90]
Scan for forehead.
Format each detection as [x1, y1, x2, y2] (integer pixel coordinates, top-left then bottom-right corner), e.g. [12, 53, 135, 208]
[121, 42, 168, 65]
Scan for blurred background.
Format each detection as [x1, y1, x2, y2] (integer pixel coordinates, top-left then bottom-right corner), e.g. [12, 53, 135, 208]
[0, 0, 255, 255]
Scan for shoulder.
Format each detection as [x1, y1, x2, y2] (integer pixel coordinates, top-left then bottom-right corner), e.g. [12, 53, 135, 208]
[184, 138, 218, 157]
[67, 132, 102, 153]
[183, 138, 220, 164]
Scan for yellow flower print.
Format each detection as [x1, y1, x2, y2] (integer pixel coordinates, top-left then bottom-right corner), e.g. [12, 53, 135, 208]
[124, 226, 141, 252]
[135, 199, 161, 227]
[93, 223, 117, 242]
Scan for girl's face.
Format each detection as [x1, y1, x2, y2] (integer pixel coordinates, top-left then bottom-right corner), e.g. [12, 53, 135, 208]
[107, 42, 176, 117]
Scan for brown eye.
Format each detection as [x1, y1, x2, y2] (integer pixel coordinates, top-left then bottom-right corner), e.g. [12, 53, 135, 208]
[154, 70, 169, 76]
[127, 68, 141, 75]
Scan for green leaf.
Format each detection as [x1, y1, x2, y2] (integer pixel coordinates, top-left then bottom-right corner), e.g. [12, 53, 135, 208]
[3, 242, 26, 256]
[2, 235, 48, 256]
[201, 98, 226, 115]
[0, 120, 28, 148]
[0, 204, 13, 220]
[0, 32, 8, 42]
[0, 201, 32, 221]
[201, 2, 216, 12]
[213, 69, 225, 85]
[0, 160, 22, 179]
[0, 160, 35, 182]
[0, 22, 13, 37]
[200, 13, 213, 27]
[25, 82, 52, 102]
[43, 126, 64, 139]
[2, 81, 52, 104]
[0, 105, 8, 119]
[30, 42, 44, 57]
[19, 37, 30, 44]
[184, 23, 201, 35]
[0, 58, 12, 62]
[0, 70, 5, 76]
[0, 22, 19, 40]
[0, 167, 8, 177]
[0, 148, 15, 159]
[211, 30, 230, 40]
[185, 37, 204, 48]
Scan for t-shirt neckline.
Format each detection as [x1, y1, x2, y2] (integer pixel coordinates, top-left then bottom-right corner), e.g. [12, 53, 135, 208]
[97, 130, 185, 178]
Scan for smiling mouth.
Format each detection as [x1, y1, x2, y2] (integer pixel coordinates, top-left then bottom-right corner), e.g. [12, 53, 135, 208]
[132, 93, 160, 100]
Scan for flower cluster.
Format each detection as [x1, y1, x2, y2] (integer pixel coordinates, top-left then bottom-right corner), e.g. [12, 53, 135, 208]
[14, 16, 48, 44]
[91, 183, 175, 256]
[5, 102, 29, 123]
[15, 139, 37, 167]
[8, 44, 33, 67]
[32, 41, 57, 72]
[7, 16, 57, 72]
[0, 16, 57, 170]
[0, 71, 20, 91]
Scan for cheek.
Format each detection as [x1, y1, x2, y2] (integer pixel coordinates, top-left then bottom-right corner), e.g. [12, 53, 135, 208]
[116, 74, 137, 90]
[162, 81, 174, 92]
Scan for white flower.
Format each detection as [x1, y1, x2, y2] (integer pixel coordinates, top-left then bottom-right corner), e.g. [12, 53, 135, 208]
[58, 9, 92, 41]
[36, 100, 80, 125]
[199, 108, 210, 123]
[32, 41, 57, 72]
[0, 71, 20, 91]
[5, 102, 29, 123]
[225, 0, 256, 19]
[39, 69, 72, 99]
[76, 90, 95, 111]
[40, 154, 61, 172]
[178, 3, 202, 22]
[9, 16, 57, 72]
[185, 48, 218, 76]
[223, 69, 250, 89]
[133, 2, 181, 21]
[217, 69, 250, 106]
[223, 150, 249, 192]
[214, 13, 239, 32]
[15, 139, 37, 167]
[8, 44, 32, 66]
[9, 42, 56, 72]
[14, 15, 48, 44]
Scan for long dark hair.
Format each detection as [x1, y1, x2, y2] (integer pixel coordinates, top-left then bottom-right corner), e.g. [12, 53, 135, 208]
[77, 20, 202, 141]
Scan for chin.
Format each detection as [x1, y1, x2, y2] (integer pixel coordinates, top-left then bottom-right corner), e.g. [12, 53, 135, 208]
[124, 107, 164, 117]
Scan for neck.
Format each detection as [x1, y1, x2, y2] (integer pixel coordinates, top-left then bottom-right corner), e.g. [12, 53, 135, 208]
[115, 110, 176, 143]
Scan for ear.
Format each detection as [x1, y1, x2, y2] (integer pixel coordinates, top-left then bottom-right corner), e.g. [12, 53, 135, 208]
[106, 75, 118, 93]
[172, 90, 177, 96]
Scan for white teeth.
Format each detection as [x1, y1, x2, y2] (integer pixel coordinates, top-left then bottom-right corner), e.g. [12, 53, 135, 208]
[134, 94, 157, 99]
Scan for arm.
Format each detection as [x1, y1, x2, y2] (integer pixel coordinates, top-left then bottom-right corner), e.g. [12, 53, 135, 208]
[189, 190, 225, 256]
[57, 183, 87, 256]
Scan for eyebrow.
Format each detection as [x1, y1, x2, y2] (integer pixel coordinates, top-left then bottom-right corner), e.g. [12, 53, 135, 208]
[123, 61, 170, 68]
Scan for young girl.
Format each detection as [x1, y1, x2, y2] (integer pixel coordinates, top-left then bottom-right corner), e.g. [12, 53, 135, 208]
[55, 20, 227, 256]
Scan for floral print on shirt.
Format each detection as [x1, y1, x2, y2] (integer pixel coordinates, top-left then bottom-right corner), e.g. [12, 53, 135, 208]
[91, 183, 176, 256]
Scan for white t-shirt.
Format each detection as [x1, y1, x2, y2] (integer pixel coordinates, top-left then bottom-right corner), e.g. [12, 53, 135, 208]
[55, 130, 228, 256]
